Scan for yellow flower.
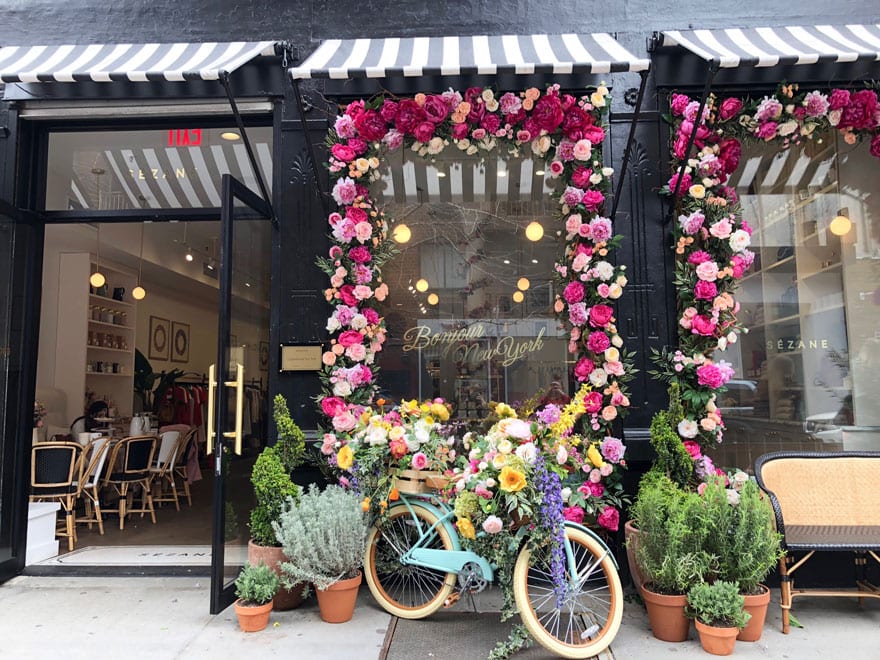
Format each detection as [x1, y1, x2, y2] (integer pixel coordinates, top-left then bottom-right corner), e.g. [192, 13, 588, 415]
[499, 466, 527, 493]
[495, 402, 517, 418]
[591, 91, 606, 107]
[689, 184, 706, 199]
[430, 402, 450, 421]
[457, 518, 476, 540]
[336, 444, 354, 470]
[587, 444, 606, 469]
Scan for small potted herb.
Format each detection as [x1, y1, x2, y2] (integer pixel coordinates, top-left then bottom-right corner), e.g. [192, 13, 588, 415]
[233, 562, 280, 632]
[687, 581, 750, 656]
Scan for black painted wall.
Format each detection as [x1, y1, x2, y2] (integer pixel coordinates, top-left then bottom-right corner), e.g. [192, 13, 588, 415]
[1, 0, 878, 438]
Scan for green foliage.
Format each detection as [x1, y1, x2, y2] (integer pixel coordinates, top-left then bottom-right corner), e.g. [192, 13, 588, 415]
[702, 476, 784, 593]
[249, 446, 300, 546]
[272, 394, 306, 472]
[488, 623, 533, 660]
[687, 581, 750, 629]
[648, 385, 693, 489]
[630, 473, 714, 594]
[274, 484, 369, 591]
[235, 561, 280, 606]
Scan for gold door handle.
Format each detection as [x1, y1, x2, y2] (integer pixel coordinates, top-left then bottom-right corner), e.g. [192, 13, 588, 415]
[222, 363, 244, 455]
[206, 364, 217, 455]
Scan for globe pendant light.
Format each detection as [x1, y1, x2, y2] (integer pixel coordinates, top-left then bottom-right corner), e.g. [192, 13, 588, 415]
[89, 224, 105, 288]
[131, 223, 146, 300]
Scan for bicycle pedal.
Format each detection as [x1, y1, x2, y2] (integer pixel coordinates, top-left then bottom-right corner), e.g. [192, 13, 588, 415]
[443, 592, 460, 608]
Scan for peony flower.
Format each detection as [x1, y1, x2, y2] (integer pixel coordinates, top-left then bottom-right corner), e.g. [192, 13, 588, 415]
[572, 139, 592, 160]
[597, 506, 620, 531]
[411, 451, 428, 470]
[586, 331, 611, 353]
[331, 177, 358, 206]
[600, 436, 625, 463]
[562, 506, 585, 523]
[695, 260, 720, 281]
[563, 281, 585, 304]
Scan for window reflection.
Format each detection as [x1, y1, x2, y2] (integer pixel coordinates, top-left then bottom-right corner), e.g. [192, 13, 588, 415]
[717, 132, 880, 469]
[374, 149, 569, 418]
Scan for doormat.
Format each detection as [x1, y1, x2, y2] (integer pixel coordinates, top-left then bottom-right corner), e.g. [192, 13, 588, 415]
[380, 611, 614, 660]
[36, 544, 247, 566]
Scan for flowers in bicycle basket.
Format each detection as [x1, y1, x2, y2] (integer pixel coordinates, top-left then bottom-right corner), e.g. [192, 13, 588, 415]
[321, 398, 458, 514]
[451, 385, 629, 536]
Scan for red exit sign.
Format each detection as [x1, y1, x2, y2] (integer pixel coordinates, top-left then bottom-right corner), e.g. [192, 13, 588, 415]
[168, 129, 202, 147]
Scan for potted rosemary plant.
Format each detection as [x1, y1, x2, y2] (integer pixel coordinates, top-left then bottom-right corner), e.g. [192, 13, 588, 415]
[686, 580, 750, 656]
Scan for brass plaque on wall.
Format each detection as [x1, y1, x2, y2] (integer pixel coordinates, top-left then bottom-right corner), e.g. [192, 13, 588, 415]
[280, 345, 322, 371]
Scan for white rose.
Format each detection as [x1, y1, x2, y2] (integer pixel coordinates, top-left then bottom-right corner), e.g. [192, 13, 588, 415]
[560, 487, 572, 502]
[366, 426, 388, 446]
[350, 314, 367, 330]
[729, 229, 751, 252]
[677, 419, 699, 438]
[602, 167, 614, 176]
[589, 173, 603, 185]
[717, 336, 728, 351]
[616, 275, 628, 287]
[726, 489, 741, 506]
[531, 135, 551, 155]
[485, 98, 499, 112]
[497, 438, 513, 455]
[828, 109, 842, 126]
[727, 331, 738, 344]
[589, 368, 608, 387]
[556, 445, 569, 465]
[427, 136, 445, 154]
[594, 261, 614, 281]
[466, 145, 478, 155]
[326, 316, 341, 332]
[604, 347, 620, 362]
[515, 442, 537, 465]
[333, 380, 352, 397]
[608, 283, 623, 299]
[457, 138, 471, 150]
[777, 120, 798, 137]
[612, 334, 623, 348]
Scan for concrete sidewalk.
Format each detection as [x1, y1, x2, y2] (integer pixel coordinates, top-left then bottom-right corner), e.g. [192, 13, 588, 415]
[1, 575, 878, 659]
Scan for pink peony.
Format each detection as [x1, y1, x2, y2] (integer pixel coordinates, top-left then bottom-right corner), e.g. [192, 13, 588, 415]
[331, 143, 356, 162]
[755, 121, 778, 140]
[338, 285, 358, 306]
[354, 109, 387, 142]
[697, 362, 728, 389]
[828, 88, 851, 111]
[562, 186, 583, 207]
[581, 190, 605, 212]
[363, 308, 380, 325]
[687, 250, 713, 265]
[670, 93, 691, 116]
[450, 122, 469, 140]
[583, 391, 603, 413]
[320, 397, 347, 417]
[532, 93, 565, 132]
[871, 134, 880, 159]
[682, 440, 702, 459]
[589, 304, 614, 328]
[589, 216, 612, 242]
[379, 100, 399, 122]
[568, 302, 588, 326]
[562, 506, 585, 523]
[668, 172, 692, 197]
[679, 211, 705, 235]
[586, 331, 611, 353]
[691, 314, 718, 336]
[571, 166, 592, 188]
[718, 97, 743, 121]
[717, 137, 741, 174]
[334, 114, 356, 139]
[395, 99, 427, 134]
[348, 246, 372, 264]
[332, 177, 358, 206]
[563, 281, 585, 304]
[337, 330, 363, 348]
[597, 506, 620, 532]
[574, 357, 594, 382]
[803, 91, 829, 118]
[694, 280, 718, 300]
[413, 121, 435, 143]
[839, 89, 880, 130]
[422, 95, 450, 123]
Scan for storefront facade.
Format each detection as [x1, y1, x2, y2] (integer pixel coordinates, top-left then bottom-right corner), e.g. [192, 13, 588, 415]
[0, 1, 876, 608]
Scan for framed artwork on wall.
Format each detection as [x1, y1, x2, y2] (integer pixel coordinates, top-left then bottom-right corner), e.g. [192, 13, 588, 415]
[171, 321, 190, 363]
[259, 341, 270, 370]
[148, 316, 171, 361]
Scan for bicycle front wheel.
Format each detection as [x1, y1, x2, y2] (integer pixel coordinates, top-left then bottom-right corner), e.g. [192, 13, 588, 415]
[364, 502, 456, 619]
[513, 526, 623, 658]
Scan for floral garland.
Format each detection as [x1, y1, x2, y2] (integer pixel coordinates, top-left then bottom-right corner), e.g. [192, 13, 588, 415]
[316, 84, 635, 461]
[657, 83, 880, 475]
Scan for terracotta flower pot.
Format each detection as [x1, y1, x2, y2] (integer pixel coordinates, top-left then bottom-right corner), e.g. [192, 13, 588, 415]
[640, 585, 690, 642]
[695, 619, 739, 656]
[315, 571, 362, 623]
[234, 599, 273, 632]
[624, 519, 645, 592]
[247, 539, 305, 611]
[738, 584, 770, 642]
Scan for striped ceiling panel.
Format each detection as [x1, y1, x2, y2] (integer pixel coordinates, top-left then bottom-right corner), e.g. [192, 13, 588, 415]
[290, 33, 650, 79]
[662, 25, 880, 68]
[0, 41, 277, 83]
[65, 142, 272, 211]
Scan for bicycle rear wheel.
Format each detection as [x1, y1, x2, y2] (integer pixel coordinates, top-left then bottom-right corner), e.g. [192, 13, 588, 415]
[364, 502, 456, 619]
[513, 526, 623, 658]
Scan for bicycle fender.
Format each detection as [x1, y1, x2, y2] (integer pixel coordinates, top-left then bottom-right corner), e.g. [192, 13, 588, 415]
[564, 521, 620, 570]
[391, 500, 462, 551]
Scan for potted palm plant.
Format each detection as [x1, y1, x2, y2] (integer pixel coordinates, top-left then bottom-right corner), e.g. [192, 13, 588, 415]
[247, 395, 306, 610]
[701, 473, 783, 642]
[686, 580, 750, 656]
[233, 562, 280, 632]
[631, 472, 714, 642]
[273, 484, 369, 623]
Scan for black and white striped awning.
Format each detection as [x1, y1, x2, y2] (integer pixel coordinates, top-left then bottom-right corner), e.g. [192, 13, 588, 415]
[0, 41, 278, 83]
[661, 25, 880, 68]
[290, 34, 649, 79]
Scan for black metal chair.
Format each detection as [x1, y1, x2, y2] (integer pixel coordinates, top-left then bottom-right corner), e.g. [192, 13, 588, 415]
[102, 435, 157, 530]
[30, 441, 83, 551]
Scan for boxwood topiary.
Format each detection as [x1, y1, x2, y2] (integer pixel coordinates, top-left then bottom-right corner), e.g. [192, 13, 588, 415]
[249, 446, 299, 546]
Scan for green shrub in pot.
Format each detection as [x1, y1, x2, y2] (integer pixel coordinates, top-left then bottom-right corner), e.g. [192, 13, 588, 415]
[249, 446, 299, 546]
[686, 581, 750, 630]
[235, 561, 280, 606]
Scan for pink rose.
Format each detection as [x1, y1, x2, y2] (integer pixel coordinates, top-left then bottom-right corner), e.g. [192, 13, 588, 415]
[670, 93, 690, 116]
[330, 143, 356, 162]
[597, 506, 619, 532]
[583, 391, 603, 413]
[573, 357, 594, 381]
[586, 331, 611, 353]
[332, 411, 357, 433]
[581, 190, 605, 212]
[718, 97, 743, 121]
[413, 121, 435, 143]
[353, 284, 372, 300]
[589, 304, 614, 328]
[389, 438, 408, 459]
[374, 283, 389, 301]
[450, 122, 469, 140]
[379, 100, 399, 123]
[345, 343, 366, 361]
[320, 396, 347, 417]
[682, 440, 702, 459]
[411, 451, 428, 470]
[695, 260, 719, 281]
[562, 506, 585, 523]
[482, 515, 503, 534]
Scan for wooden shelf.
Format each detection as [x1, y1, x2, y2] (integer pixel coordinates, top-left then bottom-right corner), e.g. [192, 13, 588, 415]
[87, 345, 132, 354]
[798, 262, 842, 282]
[86, 372, 131, 377]
[89, 293, 134, 308]
[88, 319, 134, 330]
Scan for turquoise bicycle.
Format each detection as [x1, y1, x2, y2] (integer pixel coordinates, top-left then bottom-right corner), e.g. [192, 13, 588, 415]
[363, 490, 624, 659]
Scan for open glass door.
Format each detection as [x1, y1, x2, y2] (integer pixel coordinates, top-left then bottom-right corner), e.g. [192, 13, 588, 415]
[209, 175, 272, 613]
[0, 199, 44, 583]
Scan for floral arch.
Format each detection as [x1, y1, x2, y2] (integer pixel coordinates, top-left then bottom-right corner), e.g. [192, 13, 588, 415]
[315, 84, 636, 525]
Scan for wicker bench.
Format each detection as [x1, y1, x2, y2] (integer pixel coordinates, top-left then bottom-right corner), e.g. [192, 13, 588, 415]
[755, 451, 880, 633]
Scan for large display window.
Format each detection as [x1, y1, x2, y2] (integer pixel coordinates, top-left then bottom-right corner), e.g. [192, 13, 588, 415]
[718, 131, 880, 466]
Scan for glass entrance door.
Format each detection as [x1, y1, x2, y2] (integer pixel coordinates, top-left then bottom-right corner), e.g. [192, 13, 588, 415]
[209, 175, 272, 613]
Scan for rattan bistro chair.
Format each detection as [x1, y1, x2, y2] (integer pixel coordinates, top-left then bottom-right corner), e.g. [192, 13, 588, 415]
[30, 441, 83, 551]
[102, 435, 157, 530]
[170, 427, 198, 507]
[150, 430, 181, 510]
[74, 436, 111, 535]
